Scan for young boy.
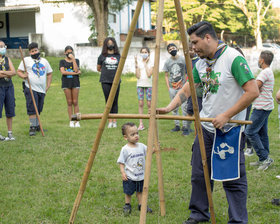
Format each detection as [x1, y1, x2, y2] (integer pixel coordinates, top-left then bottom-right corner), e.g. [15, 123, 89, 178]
[245, 50, 274, 171]
[17, 42, 53, 136]
[0, 40, 16, 141]
[162, 43, 188, 135]
[117, 122, 152, 215]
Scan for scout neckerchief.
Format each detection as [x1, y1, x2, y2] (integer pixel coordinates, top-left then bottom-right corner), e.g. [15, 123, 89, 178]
[0, 56, 9, 81]
[33, 57, 41, 78]
[203, 40, 226, 99]
[0, 56, 6, 71]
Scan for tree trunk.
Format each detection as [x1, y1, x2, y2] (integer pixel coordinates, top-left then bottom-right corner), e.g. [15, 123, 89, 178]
[87, 0, 109, 46]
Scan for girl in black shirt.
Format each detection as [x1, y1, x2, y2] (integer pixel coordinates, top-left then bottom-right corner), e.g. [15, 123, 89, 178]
[97, 37, 120, 128]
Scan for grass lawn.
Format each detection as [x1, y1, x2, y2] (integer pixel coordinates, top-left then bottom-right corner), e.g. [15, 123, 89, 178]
[0, 57, 280, 223]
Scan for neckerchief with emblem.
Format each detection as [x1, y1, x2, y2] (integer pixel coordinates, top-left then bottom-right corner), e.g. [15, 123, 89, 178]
[0, 56, 9, 81]
[0, 56, 6, 71]
[33, 57, 41, 78]
[203, 40, 226, 99]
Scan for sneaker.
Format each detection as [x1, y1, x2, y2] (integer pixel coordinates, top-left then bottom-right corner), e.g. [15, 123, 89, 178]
[123, 204, 131, 216]
[138, 124, 145, 131]
[70, 121, 75, 128]
[4, 133, 15, 141]
[0, 133, 5, 141]
[244, 148, 254, 156]
[171, 126, 180, 132]
[257, 157, 274, 171]
[276, 175, 280, 179]
[112, 122, 117, 128]
[182, 126, 190, 136]
[29, 126, 37, 136]
[108, 122, 113, 128]
[75, 121, 80, 128]
[182, 217, 199, 224]
[138, 204, 152, 213]
[249, 160, 262, 166]
[271, 198, 280, 206]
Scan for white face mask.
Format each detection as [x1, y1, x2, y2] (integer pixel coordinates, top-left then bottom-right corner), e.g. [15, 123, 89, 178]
[0, 47, 6, 56]
[140, 53, 149, 59]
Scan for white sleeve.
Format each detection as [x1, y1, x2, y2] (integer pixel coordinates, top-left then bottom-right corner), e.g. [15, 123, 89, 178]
[117, 147, 127, 164]
[45, 60, 53, 73]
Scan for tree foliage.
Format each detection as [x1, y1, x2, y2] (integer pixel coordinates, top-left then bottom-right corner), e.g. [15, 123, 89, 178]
[152, 0, 279, 47]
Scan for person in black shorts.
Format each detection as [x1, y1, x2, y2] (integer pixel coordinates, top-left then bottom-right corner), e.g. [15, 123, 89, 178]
[59, 46, 81, 128]
[0, 40, 16, 141]
[97, 37, 120, 128]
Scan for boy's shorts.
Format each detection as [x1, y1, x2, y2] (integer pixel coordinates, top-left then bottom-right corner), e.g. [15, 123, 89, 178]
[123, 179, 144, 196]
[137, 87, 152, 101]
[0, 85, 16, 118]
[24, 87, 45, 115]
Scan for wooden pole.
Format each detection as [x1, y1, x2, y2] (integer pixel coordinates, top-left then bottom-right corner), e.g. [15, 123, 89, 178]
[139, 0, 164, 223]
[19, 47, 45, 137]
[72, 113, 252, 125]
[68, 1, 145, 223]
[154, 122, 166, 216]
[173, 0, 216, 223]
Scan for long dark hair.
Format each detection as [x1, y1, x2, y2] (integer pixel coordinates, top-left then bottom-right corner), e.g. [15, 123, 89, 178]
[101, 37, 120, 56]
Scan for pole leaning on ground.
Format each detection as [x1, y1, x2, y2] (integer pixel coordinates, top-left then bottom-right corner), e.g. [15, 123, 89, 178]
[68, 1, 145, 223]
[139, 0, 165, 223]
[174, 0, 216, 223]
[19, 46, 45, 137]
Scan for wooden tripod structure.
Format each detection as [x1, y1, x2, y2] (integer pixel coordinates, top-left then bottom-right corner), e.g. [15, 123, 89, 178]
[69, 0, 251, 223]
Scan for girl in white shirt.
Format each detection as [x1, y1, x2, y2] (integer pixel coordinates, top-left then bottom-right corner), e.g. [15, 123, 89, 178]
[134, 47, 153, 130]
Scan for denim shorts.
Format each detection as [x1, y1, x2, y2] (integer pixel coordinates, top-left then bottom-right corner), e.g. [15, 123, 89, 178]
[0, 85, 15, 118]
[137, 87, 152, 101]
[123, 179, 144, 195]
[24, 87, 45, 115]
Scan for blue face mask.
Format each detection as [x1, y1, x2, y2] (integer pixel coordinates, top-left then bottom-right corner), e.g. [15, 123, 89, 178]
[140, 53, 149, 59]
[0, 48, 6, 56]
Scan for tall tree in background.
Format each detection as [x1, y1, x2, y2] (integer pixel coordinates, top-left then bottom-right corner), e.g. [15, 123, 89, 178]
[152, 0, 248, 41]
[73, 0, 132, 46]
[230, 0, 273, 48]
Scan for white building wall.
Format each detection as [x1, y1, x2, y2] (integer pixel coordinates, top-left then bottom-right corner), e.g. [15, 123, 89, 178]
[38, 2, 92, 55]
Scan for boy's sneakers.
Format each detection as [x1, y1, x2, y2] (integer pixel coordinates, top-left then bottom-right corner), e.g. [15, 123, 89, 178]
[183, 217, 199, 224]
[29, 126, 37, 136]
[271, 198, 280, 206]
[123, 204, 131, 216]
[182, 126, 193, 136]
[112, 122, 117, 128]
[171, 125, 180, 132]
[0, 133, 5, 141]
[257, 157, 274, 171]
[4, 133, 15, 141]
[244, 148, 254, 156]
[75, 121, 80, 128]
[138, 204, 153, 213]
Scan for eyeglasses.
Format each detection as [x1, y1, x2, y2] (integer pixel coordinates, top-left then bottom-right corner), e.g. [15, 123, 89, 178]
[0, 45, 7, 48]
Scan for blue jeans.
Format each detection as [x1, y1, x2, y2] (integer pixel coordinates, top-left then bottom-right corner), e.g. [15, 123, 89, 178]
[245, 109, 272, 161]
